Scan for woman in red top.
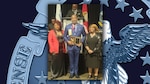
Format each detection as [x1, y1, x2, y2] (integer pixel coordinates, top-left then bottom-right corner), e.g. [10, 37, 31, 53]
[48, 20, 66, 79]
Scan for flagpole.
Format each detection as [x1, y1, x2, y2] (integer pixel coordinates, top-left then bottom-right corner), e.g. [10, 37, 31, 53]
[98, 4, 103, 29]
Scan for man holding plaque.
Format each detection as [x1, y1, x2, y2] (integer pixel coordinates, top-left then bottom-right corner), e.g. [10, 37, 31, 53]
[64, 14, 86, 78]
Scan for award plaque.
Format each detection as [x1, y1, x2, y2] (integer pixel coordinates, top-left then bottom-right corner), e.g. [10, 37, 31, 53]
[70, 36, 81, 45]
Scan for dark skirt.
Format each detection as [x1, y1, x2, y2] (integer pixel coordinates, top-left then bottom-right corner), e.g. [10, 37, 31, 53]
[86, 53, 100, 68]
[50, 53, 66, 78]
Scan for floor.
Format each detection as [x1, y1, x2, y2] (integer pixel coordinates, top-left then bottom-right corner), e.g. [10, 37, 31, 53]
[48, 72, 103, 80]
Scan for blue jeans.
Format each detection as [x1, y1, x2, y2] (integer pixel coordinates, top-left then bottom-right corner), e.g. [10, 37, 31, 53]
[68, 48, 80, 75]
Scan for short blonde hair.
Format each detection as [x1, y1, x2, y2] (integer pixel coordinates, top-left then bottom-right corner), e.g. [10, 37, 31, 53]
[89, 24, 100, 32]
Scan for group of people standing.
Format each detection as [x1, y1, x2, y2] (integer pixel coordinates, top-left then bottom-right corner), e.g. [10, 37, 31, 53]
[48, 4, 102, 80]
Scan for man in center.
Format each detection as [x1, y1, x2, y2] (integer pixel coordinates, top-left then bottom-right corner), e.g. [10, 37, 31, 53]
[64, 14, 86, 78]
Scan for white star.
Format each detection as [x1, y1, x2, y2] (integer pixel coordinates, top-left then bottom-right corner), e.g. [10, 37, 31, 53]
[129, 7, 144, 22]
[140, 70, 150, 84]
[100, 0, 109, 7]
[35, 71, 48, 84]
[80, 0, 92, 4]
[115, 0, 129, 12]
[140, 51, 150, 66]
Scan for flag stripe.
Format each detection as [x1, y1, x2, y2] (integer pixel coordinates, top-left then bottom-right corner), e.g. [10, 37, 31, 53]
[55, 4, 62, 22]
[82, 4, 88, 30]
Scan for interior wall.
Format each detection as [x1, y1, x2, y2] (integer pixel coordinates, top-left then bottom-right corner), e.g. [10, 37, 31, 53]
[48, 4, 101, 27]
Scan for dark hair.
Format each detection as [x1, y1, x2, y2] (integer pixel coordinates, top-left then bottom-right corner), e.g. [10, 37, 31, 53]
[54, 20, 62, 30]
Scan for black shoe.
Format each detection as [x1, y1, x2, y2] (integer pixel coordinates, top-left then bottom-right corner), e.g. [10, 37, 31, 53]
[69, 74, 74, 78]
[94, 76, 98, 80]
[75, 74, 80, 78]
[87, 75, 92, 79]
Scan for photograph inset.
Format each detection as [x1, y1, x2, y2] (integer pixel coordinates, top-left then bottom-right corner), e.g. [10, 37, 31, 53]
[48, 4, 103, 80]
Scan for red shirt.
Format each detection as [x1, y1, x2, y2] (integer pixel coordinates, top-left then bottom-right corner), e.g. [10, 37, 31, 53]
[48, 30, 66, 54]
